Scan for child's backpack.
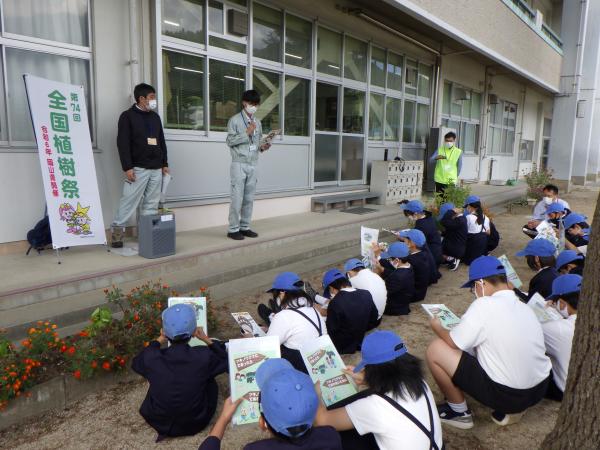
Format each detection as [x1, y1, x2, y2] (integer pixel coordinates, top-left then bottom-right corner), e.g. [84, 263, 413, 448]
[487, 221, 500, 252]
[26, 216, 52, 255]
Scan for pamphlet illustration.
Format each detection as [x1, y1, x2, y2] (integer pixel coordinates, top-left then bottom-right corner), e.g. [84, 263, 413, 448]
[231, 312, 266, 337]
[361, 226, 379, 269]
[229, 336, 281, 425]
[527, 293, 562, 323]
[300, 335, 358, 407]
[498, 254, 523, 289]
[167, 297, 207, 346]
[59, 202, 93, 236]
[535, 222, 560, 253]
[421, 304, 461, 330]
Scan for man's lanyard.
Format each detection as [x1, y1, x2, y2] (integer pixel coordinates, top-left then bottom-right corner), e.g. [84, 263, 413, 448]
[442, 145, 455, 161]
[241, 112, 256, 144]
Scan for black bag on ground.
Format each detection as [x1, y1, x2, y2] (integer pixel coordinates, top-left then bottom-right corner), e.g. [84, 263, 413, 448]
[26, 216, 52, 255]
[487, 221, 500, 252]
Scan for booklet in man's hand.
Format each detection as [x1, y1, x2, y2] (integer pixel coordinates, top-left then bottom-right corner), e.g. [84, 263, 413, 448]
[498, 254, 523, 289]
[167, 297, 207, 346]
[421, 304, 461, 330]
[231, 312, 266, 337]
[300, 335, 358, 407]
[229, 336, 281, 425]
[527, 293, 562, 323]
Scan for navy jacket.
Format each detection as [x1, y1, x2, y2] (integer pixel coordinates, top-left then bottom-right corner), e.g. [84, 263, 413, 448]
[527, 267, 559, 300]
[198, 426, 343, 450]
[327, 289, 378, 354]
[415, 213, 443, 265]
[440, 210, 468, 259]
[132, 340, 228, 437]
[406, 251, 432, 301]
[380, 260, 415, 315]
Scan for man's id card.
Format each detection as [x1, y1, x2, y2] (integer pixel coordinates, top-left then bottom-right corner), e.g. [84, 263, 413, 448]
[249, 144, 257, 152]
[147, 137, 158, 145]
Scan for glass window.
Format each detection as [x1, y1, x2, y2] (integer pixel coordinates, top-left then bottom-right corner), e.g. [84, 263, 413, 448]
[3, 0, 89, 47]
[343, 89, 365, 134]
[285, 14, 311, 68]
[209, 35, 246, 52]
[387, 52, 403, 91]
[491, 127, 502, 153]
[442, 82, 451, 116]
[520, 140, 533, 161]
[163, 50, 205, 130]
[209, 59, 245, 131]
[471, 92, 481, 120]
[314, 134, 339, 182]
[507, 103, 517, 128]
[341, 136, 364, 180]
[385, 98, 401, 141]
[208, 0, 224, 33]
[284, 76, 310, 136]
[344, 36, 367, 82]
[463, 123, 478, 154]
[418, 63, 432, 98]
[162, 0, 204, 45]
[369, 93, 384, 140]
[253, 69, 281, 132]
[490, 101, 503, 125]
[451, 87, 462, 117]
[503, 130, 515, 154]
[315, 83, 339, 132]
[6, 47, 90, 142]
[229, 0, 247, 6]
[402, 100, 415, 142]
[415, 104, 430, 144]
[317, 27, 342, 77]
[370, 47, 386, 88]
[253, 3, 282, 62]
[404, 59, 418, 95]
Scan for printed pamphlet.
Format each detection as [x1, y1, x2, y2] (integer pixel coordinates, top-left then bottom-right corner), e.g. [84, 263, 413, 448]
[300, 335, 358, 407]
[527, 293, 562, 323]
[167, 297, 207, 346]
[421, 304, 461, 330]
[229, 336, 281, 425]
[361, 226, 379, 269]
[261, 129, 281, 146]
[231, 312, 266, 337]
[498, 254, 523, 289]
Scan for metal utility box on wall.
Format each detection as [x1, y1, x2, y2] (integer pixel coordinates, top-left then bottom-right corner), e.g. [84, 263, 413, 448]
[138, 213, 176, 259]
[370, 160, 424, 205]
[425, 127, 456, 192]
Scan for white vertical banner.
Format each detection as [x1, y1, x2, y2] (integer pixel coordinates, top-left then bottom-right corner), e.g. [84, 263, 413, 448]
[24, 74, 106, 249]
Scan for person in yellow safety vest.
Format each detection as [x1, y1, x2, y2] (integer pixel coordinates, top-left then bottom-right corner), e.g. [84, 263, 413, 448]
[430, 131, 463, 195]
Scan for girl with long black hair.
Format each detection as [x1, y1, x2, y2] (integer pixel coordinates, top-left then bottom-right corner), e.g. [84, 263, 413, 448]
[462, 195, 491, 265]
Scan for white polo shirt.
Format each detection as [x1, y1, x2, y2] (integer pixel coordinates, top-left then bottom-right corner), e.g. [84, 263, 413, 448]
[345, 384, 443, 450]
[542, 314, 576, 392]
[349, 268, 388, 319]
[267, 306, 327, 350]
[466, 213, 490, 234]
[450, 289, 551, 389]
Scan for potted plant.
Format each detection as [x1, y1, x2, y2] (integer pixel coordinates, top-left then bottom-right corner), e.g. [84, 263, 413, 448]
[523, 166, 553, 205]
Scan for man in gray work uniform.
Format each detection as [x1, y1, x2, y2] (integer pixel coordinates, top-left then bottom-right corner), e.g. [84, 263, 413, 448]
[226, 90, 271, 240]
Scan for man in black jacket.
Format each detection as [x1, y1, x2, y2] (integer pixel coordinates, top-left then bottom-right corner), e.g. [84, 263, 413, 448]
[111, 83, 169, 248]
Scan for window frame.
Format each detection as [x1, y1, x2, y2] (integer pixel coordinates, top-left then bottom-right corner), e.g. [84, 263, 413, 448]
[440, 80, 483, 155]
[488, 99, 517, 155]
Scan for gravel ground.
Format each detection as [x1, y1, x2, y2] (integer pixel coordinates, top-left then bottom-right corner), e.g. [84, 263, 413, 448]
[1, 187, 596, 450]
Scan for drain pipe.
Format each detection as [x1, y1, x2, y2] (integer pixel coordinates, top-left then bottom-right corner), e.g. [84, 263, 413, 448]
[515, 85, 527, 181]
[129, 0, 141, 98]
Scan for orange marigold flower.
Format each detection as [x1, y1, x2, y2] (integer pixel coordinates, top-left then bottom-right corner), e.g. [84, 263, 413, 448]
[28, 328, 36, 335]
[73, 370, 81, 380]
[21, 339, 31, 347]
[102, 361, 111, 371]
[51, 324, 57, 329]
[91, 360, 98, 369]
[67, 346, 76, 355]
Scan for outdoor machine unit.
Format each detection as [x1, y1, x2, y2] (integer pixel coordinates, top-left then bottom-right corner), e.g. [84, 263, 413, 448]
[138, 213, 176, 259]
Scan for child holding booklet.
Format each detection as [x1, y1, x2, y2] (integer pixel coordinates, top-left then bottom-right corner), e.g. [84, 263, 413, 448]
[198, 359, 343, 449]
[132, 304, 227, 441]
[373, 242, 415, 315]
[397, 229, 434, 301]
[515, 239, 558, 300]
[400, 199, 443, 267]
[314, 331, 444, 450]
[555, 249, 585, 275]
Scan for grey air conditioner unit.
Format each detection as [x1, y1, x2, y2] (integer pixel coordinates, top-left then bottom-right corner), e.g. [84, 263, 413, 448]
[488, 94, 499, 105]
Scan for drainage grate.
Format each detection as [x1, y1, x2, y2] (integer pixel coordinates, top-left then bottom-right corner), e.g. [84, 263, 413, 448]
[340, 207, 378, 215]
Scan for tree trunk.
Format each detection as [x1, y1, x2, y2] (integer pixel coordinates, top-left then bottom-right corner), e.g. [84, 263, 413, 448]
[542, 191, 600, 449]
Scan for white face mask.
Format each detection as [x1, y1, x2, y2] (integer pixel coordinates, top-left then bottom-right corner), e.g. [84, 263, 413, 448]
[148, 99, 158, 110]
[473, 279, 485, 299]
[556, 301, 570, 318]
[245, 105, 257, 115]
[543, 196, 553, 205]
[445, 141, 454, 148]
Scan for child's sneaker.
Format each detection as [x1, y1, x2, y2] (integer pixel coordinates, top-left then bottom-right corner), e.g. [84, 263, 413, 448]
[491, 410, 524, 426]
[450, 258, 461, 271]
[437, 403, 474, 429]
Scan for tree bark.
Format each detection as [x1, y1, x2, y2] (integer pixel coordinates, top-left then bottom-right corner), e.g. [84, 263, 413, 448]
[542, 191, 600, 449]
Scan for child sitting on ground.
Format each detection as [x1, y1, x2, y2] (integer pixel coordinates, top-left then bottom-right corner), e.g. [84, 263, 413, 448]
[372, 242, 415, 316]
[462, 195, 491, 265]
[564, 213, 591, 256]
[320, 269, 378, 354]
[397, 228, 433, 301]
[438, 202, 468, 271]
[132, 304, 228, 441]
[314, 331, 444, 450]
[515, 239, 558, 300]
[257, 272, 326, 373]
[198, 358, 343, 449]
[400, 199, 443, 268]
[344, 258, 388, 322]
[555, 249, 585, 275]
[542, 274, 582, 402]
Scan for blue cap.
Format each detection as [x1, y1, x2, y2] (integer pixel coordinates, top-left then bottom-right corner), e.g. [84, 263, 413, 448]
[381, 242, 410, 260]
[547, 274, 582, 300]
[401, 200, 424, 214]
[463, 195, 480, 206]
[344, 258, 365, 272]
[555, 250, 584, 270]
[161, 304, 197, 340]
[267, 272, 302, 292]
[545, 203, 566, 215]
[515, 238, 556, 257]
[461, 255, 507, 288]
[398, 228, 426, 248]
[564, 213, 587, 230]
[354, 331, 408, 373]
[256, 358, 318, 438]
[438, 202, 455, 221]
[322, 268, 346, 289]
